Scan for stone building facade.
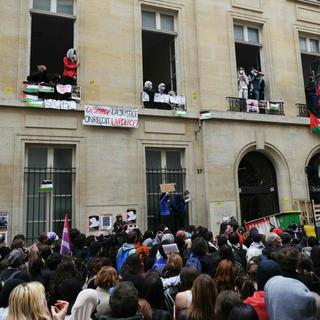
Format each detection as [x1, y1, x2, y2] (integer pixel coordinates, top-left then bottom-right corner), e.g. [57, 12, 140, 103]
[0, 0, 320, 242]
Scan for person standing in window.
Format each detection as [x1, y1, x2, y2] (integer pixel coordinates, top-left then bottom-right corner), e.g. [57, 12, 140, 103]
[238, 67, 249, 99]
[63, 48, 79, 86]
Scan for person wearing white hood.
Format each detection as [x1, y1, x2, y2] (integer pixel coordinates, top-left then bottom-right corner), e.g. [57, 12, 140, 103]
[264, 276, 317, 320]
[238, 67, 249, 99]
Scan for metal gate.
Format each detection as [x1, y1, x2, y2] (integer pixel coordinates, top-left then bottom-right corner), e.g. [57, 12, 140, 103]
[306, 154, 320, 204]
[24, 167, 75, 244]
[238, 152, 279, 223]
[146, 168, 187, 231]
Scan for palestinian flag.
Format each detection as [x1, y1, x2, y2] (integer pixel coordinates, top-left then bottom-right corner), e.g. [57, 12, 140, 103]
[24, 100, 44, 108]
[21, 93, 39, 102]
[310, 112, 320, 135]
[22, 83, 39, 93]
[38, 85, 55, 93]
[39, 180, 53, 192]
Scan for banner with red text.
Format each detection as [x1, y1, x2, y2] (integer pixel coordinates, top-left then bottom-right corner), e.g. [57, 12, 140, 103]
[82, 105, 139, 128]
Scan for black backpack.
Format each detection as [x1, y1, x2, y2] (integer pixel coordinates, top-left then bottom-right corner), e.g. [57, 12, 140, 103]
[0, 268, 22, 284]
[232, 245, 247, 270]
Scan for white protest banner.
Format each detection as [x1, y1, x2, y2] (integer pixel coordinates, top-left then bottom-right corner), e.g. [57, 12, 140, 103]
[44, 99, 76, 110]
[82, 105, 139, 128]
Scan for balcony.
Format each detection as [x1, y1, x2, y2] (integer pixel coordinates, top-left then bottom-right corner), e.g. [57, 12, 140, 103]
[296, 103, 309, 117]
[226, 97, 285, 115]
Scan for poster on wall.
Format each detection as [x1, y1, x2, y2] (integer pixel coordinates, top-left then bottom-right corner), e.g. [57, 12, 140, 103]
[100, 215, 112, 230]
[89, 215, 100, 231]
[0, 231, 7, 243]
[126, 209, 136, 223]
[82, 105, 139, 128]
[0, 212, 8, 230]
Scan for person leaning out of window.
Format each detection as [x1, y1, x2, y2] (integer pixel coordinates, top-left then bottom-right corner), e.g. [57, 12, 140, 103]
[63, 48, 79, 86]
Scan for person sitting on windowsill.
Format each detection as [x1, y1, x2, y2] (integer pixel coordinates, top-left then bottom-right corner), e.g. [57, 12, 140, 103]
[27, 65, 49, 84]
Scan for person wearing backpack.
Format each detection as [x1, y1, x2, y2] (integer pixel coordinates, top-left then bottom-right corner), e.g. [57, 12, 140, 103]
[186, 237, 210, 273]
[0, 249, 31, 284]
[116, 232, 136, 273]
[228, 232, 248, 270]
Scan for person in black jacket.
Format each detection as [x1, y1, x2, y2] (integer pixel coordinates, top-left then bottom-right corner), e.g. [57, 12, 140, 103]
[27, 65, 49, 83]
[0, 249, 31, 283]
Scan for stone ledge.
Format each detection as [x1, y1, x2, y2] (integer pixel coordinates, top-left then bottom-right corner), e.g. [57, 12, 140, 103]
[0, 100, 310, 126]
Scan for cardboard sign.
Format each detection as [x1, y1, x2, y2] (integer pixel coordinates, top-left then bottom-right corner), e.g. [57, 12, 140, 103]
[160, 183, 176, 193]
[82, 105, 139, 128]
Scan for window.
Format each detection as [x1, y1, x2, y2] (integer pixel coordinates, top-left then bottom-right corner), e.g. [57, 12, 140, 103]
[299, 35, 320, 87]
[25, 146, 75, 244]
[300, 36, 320, 54]
[234, 23, 262, 73]
[30, 0, 74, 77]
[33, 0, 74, 15]
[142, 9, 178, 97]
[145, 149, 187, 231]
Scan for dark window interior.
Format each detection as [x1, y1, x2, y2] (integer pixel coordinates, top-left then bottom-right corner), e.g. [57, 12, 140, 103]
[142, 30, 176, 92]
[30, 13, 74, 78]
[235, 42, 261, 73]
[301, 53, 319, 86]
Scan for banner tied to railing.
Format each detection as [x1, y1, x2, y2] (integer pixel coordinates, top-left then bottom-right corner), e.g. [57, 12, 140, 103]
[82, 105, 139, 128]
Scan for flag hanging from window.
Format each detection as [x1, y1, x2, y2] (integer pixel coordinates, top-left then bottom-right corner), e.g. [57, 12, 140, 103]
[60, 214, 71, 255]
[310, 112, 320, 135]
[39, 180, 53, 193]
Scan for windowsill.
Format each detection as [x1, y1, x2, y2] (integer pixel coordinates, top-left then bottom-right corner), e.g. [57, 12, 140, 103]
[30, 9, 76, 20]
[0, 100, 311, 126]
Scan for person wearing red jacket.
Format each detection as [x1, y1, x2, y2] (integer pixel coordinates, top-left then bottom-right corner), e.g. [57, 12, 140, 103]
[63, 48, 79, 85]
[244, 259, 281, 320]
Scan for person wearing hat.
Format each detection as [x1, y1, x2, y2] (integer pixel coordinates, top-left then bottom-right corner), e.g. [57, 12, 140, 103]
[244, 259, 281, 320]
[264, 276, 317, 320]
[0, 249, 31, 283]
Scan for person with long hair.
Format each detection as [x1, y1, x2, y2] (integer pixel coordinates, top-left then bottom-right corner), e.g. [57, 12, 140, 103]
[143, 270, 170, 320]
[188, 274, 218, 320]
[214, 259, 236, 293]
[95, 266, 119, 318]
[175, 266, 200, 320]
[7, 282, 68, 320]
[215, 290, 242, 320]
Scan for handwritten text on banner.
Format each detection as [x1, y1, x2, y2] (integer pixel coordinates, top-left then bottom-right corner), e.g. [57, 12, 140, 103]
[82, 105, 139, 128]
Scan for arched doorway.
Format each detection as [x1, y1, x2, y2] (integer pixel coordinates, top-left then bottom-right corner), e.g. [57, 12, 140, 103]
[238, 151, 279, 222]
[306, 153, 320, 203]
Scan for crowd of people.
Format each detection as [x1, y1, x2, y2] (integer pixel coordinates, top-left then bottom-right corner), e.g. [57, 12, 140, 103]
[0, 217, 319, 319]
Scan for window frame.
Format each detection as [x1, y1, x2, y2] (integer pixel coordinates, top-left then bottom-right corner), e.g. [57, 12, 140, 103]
[142, 9, 177, 36]
[145, 148, 185, 169]
[24, 145, 75, 242]
[234, 23, 262, 47]
[299, 35, 320, 56]
[141, 7, 180, 95]
[32, 0, 75, 18]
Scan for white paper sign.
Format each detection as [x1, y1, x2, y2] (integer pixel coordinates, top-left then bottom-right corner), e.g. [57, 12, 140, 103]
[163, 243, 179, 255]
[83, 105, 139, 128]
[44, 99, 76, 110]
